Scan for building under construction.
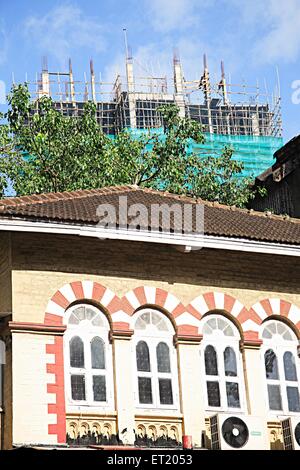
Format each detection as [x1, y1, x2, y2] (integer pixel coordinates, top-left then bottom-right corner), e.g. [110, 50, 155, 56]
[26, 51, 283, 177]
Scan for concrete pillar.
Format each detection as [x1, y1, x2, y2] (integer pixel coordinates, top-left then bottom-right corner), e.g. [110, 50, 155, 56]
[173, 59, 185, 118]
[126, 59, 137, 128]
[112, 330, 135, 445]
[242, 342, 267, 418]
[176, 336, 204, 448]
[39, 70, 50, 98]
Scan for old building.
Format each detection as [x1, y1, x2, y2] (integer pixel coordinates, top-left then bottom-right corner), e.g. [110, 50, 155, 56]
[0, 185, 300, 450]
[250, 135, 300, 218]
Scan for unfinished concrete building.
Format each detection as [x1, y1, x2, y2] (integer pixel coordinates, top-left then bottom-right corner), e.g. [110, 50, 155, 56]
[25, 51, 283, 178]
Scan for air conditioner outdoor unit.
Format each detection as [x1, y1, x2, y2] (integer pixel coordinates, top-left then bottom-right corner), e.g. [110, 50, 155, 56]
[209, 414, 268, 450]
[281, 417, 300, 450]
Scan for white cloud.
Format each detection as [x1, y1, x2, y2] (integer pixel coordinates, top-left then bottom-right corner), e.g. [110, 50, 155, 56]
[254, 0, 300, 63]
[144, 0, 213, 33]
[24, 3, 106, 66]
[229, 0, 300, 64]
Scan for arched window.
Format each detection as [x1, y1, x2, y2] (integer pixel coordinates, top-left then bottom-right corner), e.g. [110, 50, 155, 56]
[262, 320, 300, 414]
[65, 304, 112, 408]
[201, 315, 244, 411]
[134, 309, 178, 409]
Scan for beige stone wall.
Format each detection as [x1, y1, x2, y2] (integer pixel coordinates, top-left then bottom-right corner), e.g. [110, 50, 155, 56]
[1, 336, 12, 449]
[0, 233, 12, 316]
[113, 336, 136, 445]
[2, 231, 299, 449]
[10, 232, 300, 324]
[177, 341, 204, 447]
[12, 332, 57, 445]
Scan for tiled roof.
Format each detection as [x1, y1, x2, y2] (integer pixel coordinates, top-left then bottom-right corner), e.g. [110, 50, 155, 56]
[0, 185, 300, 245]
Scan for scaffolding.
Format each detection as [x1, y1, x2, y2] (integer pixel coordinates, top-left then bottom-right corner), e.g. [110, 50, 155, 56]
[22, 51, 283, 177]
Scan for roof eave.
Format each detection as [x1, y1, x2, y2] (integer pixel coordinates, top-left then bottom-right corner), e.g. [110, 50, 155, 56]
[0, 217, 299, 257]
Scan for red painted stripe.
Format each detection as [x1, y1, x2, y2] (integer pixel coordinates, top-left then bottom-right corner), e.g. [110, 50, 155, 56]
[186, 304, 202, 319]
[51, 291, 69, 309]
[172, 303, 186, 318]
[280, 300, 292, 317]
[224, 295, 236, 314]
[203, 292, 216, 311]
[247, 308, 264, 325]
[177, 324, 198, 335]
[155, 288, 168, 308]
[112, 321, 130, 330]
[260, 299, 273, 316]
[120, 296, 135, 315]
[44, 313, 63, 326]
[92, 283, 106, 302]
[46, 336, 66, 444]
[46, 364, 56, 374]
[243, 330, 262, 343]
[237, 307, 250, 324]
[133, 286, 147, 306]
[48, 424, 58, 435]
[107, 296, 122, 314]
[70, 281, 84, 299]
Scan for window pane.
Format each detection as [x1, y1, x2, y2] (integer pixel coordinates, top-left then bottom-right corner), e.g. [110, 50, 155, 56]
[224, 347, 237, 377]
[156, 342, 171, 373]
[265, 349, 279, 379]
[136, 341, 151, 372]
[287, 386, 300, 412]
[267, 384, 282, 410]
[92, 315, 102, 326]
[284, 351, 297, 381]
[205, 345, 218, 376]
[70, 336, 84, 368]
[217, 318, 227, 331]
[138, 377, 153, 404]
[283, 331, 293, 341]
[91, 337, 105, 369]
[226, 382, 240, 408]
[224, 326, 234, 337]
[159, 379, 173, 405]
[73, 307, 85, 321]
[69, 313, 79, 325]
[93, 375, 106, 402]
[207, 381, 221, 407]
[85, 307, 96, 321]
[71, 375, 86, 400]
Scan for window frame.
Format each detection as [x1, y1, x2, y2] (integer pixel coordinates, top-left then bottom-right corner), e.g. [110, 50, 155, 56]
[261, 320, 300, 416]
[200, 315, 246, 413]
[133, 309, 179, 412]
[64, 304, 114, 412]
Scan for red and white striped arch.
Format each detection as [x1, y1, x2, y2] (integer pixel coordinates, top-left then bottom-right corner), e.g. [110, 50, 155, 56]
[119, 286, 198, 333]
[44, 282, 300, 333]
[44, 280, 120, 326]
[249, 298, 300, 331]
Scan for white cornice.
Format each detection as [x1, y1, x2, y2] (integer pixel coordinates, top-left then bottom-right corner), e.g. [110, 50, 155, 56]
[0, 218, 299, 257]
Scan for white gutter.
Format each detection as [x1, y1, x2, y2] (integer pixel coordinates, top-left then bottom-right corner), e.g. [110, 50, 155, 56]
[0, 218, 299, 257]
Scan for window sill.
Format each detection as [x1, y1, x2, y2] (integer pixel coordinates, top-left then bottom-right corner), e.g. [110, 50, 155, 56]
[135, 409, 183, 418]
[66, 404, 116, 415]
[204, 408, 245, 415]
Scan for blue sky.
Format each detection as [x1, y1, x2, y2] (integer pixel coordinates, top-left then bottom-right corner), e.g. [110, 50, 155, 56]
[0, 0, 300, 141]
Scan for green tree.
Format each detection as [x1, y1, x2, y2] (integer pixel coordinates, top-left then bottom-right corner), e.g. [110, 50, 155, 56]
[0, 83, 261, 206]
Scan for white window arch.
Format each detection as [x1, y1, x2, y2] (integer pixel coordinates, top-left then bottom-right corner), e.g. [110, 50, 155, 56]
[64, 304, 114, 410]
[201, 315, 245, 412]
[261, 320, 300, 414]
[133, 309, 179, 410]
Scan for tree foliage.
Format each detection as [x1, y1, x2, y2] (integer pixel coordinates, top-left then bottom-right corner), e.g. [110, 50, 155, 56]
[0, 83, 262, 206]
